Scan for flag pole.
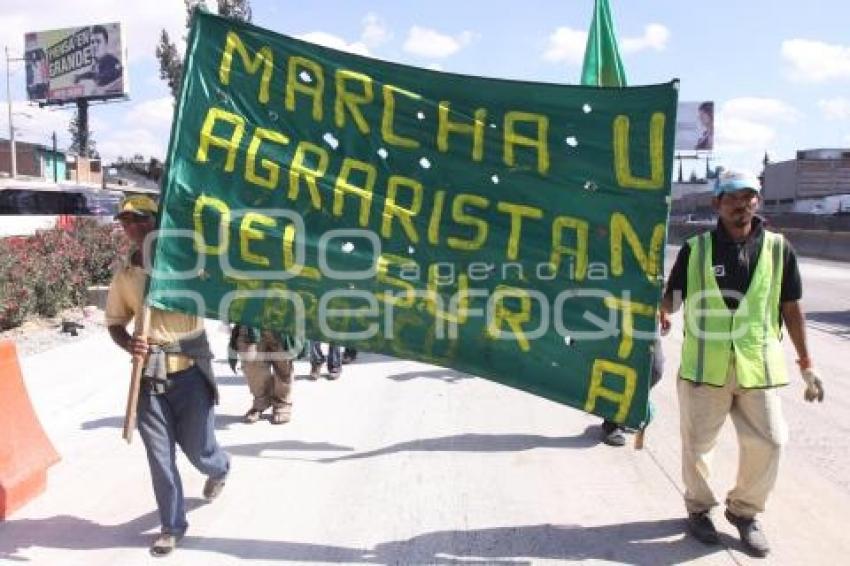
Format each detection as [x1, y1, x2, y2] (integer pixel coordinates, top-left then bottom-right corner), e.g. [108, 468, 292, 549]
[580, 0, 648, 449]
[122, 304, 150, 443]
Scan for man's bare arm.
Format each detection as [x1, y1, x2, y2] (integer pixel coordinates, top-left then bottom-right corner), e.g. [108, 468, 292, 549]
[781, 300, 810, 363]
[109, 324, 148, 358]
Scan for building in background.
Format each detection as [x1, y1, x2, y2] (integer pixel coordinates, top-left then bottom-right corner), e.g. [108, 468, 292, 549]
[65, 155, 102, 185]
[670, 179, 714, 221]
[763, 149, 850, 215]
[0, 139, 67, 182]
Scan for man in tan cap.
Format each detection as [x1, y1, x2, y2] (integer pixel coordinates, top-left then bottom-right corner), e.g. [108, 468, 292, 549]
[106, 194, 230, 557]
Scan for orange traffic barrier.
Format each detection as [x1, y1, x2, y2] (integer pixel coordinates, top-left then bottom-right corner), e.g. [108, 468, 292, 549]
[0, 340, 60, 519]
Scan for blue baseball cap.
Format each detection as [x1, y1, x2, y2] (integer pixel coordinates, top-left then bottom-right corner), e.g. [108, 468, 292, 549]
[714, 169, 761, 196]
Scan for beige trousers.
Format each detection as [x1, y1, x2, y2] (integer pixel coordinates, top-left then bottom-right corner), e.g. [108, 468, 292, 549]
[236, 329, 293, 414]
[677, 360, 788, 518]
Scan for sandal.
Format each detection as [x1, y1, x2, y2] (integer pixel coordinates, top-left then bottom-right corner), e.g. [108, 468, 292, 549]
[243, 408, 262, 424]
[150, 533, 181, 557]
[309, 363, 321, 380]
[271, 408, 291, 425]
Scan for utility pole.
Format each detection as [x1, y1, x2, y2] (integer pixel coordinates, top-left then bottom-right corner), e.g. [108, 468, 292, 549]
[52, 131, 58, 182]
[5, 46, 17, 179]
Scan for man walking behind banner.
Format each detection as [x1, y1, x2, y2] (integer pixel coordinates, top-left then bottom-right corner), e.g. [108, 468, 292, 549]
[229, 324, 302, 424]
[106, 195, 230, 557]
[661, 170, 825, 557]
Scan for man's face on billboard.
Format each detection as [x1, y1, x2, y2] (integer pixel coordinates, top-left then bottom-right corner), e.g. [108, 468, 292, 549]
[91, 32, 107, 59]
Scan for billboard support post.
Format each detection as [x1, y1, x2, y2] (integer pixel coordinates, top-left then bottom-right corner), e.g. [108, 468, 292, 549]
[77, 99, 89, 158]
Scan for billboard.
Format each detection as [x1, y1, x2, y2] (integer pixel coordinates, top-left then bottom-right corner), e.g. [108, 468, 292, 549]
[675, 101, 713, 151]
[24, 22, 128, 104]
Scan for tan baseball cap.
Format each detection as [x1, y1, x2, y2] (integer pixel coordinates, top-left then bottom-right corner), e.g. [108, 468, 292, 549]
[115, 194, 158, 219]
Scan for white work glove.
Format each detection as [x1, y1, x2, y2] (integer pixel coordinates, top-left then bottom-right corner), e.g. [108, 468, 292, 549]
[801, 367, 825, 403]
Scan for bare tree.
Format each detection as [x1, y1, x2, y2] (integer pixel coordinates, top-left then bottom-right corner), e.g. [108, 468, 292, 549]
[155, 0, 252, 100]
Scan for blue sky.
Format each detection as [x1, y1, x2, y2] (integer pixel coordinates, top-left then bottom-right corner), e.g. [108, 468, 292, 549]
[3, 0, 850, 176]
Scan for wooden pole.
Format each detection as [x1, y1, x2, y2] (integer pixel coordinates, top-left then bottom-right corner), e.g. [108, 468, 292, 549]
[122, 305, 151, 443]
[634, 428, 645, 450]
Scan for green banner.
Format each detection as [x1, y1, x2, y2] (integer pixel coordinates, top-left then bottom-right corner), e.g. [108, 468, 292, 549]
[150, 11, 678, 428]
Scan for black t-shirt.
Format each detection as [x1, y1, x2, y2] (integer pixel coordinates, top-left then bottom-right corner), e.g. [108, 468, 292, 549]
[664, 217, 802, 314]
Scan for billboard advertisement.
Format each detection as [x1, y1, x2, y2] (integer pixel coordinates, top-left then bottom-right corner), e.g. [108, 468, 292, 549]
[676, 101, 713, 151]
[24, 22, 128, 104]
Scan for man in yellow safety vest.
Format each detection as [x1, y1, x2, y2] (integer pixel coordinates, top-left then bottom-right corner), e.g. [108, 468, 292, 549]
[660, 169, 825, 557]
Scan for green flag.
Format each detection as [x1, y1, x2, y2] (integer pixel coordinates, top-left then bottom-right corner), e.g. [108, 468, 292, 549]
[581, 0, 627, 87]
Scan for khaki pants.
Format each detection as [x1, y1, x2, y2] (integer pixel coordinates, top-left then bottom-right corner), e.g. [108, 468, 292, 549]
[236, 329, 294, 414]
[677, 361, 788, 518]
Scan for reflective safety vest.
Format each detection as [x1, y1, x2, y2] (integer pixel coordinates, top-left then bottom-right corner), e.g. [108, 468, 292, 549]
[680, 230, 788, 388]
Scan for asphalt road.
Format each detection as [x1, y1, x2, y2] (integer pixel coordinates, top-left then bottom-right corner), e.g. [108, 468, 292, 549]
[0, 247, 847, 565]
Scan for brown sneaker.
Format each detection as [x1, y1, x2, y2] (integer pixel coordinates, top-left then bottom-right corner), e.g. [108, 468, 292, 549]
[309, 363, 321, 380]
[327, 369, 341, 380]
[243, 408, 262, 424]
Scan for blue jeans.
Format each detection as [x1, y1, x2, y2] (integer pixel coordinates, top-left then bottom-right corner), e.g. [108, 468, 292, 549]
[137, 366, 230, 535]
[310, 342, 341, 371]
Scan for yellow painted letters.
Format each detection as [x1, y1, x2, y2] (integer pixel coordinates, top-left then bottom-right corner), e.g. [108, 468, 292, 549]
[245, 127, 289, 189]
[381, 175, 423, 242]
[613, 112, 665, 189]
[584, 359, 637, 423]
[334, 70, 373, 134]
[382, 85, 421, 148]
[550, 216, 589, 281]
[288, 141, 329, 209]
[437, 102, 485, 161]
[196, 107, 245, 172]
[193, 195, 231, 255]
[447, 194, 490, 251]
[504, 111, 550, 174]
[496, 202, 542, 260]
[239, 212, 276, 267]
[285, 56, 325, 121]
[603, 296, 656, 359]
[218, 31, 274, 104]
[610, 213, 665, 282]
[333, 158, 377, 227]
